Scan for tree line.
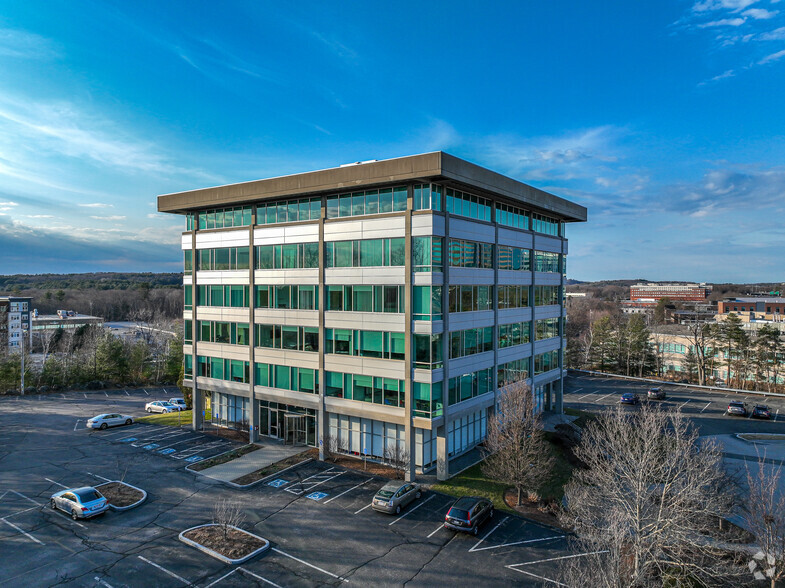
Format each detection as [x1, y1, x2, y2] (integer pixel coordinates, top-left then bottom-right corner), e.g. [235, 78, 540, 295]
[0, 324, 183, 393]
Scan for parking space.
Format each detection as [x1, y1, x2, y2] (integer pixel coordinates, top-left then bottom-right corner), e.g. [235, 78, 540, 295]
[565, 372, 785, 436]
[2, 389, 582, 587]
[89, 422, 242, 464]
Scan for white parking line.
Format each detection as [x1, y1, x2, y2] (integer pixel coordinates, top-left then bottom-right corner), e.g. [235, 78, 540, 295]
[2, 505, 40, 518]
[272, 548, 348, 582]
[578, 391, 595, 400]
[83, 393, 88, 399]
[50, 509, 87, 528]
[143, 389, 149, 395]
[427, 523, 445, 538]
[286, 470, 345, 496]
[354, 503, 373, 515]
[568, 388, 583, 395]
[104, 391, 109, 398]
[679, 399, 691, 410]
[471, 534, 565, 552]
[700, 402, 711, 413]
[44, 477, 68, 489]
[94, 577, 114, 588]
[468, 516, 509, 551]
[1, 518, 44, 545]
[776, 409, 780, 422]
[593, 392, 614, 404]
[138, 556, 189, 584]
[87, 472, 112, 482]
[506, 568, 568, 586]
[204, 569, 238, 587]
[73, 420, 82, 431]
[124, 390, 130, 396]
[389, 494, 435, 525]
[173, 440, 229, 458]
[131, 431, 191, 446]
[256, 458, 314, 484]
[239, 567, 284, 588]
[507, 549, 610, 568]
[9, 490, 40, 506]
[323, 479, 372, 504]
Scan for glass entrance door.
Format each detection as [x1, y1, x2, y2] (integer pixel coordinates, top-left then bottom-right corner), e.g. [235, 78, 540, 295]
[284, 414, 307, 445]
[269, 408, 280, 438]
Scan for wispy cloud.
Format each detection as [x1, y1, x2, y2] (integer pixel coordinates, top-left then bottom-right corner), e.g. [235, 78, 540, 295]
[89, 215, 126, 221]
[0, 26, 60, 60]
[698, 17, 747, 27]
[77, 203, 113, 208]
[693, 0, 757, 12]
[743, 8, 778, 19]
[759, 48, 785, 63]
[759, 26, 785, 39]
[25, 214, 54, 218]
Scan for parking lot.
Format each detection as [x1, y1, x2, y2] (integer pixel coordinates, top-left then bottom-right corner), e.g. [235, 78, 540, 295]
[565, 371, 785, 436]
[0, 388, 584, 587]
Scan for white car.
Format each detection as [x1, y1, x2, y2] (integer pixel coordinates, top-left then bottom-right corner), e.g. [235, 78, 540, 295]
[87, 413, 134, 430]
[145, 401, 179, 413]
[168, 398, 187, 409]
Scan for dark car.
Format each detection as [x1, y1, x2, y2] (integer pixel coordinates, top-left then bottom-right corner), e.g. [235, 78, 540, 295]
[444, 496, 494, 536]
[726, 401, 748, 417]
[752, 405, 771, 420]
[620, 392, 640, 405]
[647, 387, 666, 401]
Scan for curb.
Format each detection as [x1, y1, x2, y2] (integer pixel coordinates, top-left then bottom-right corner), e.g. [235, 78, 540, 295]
[178, 524, 270, 564]
[95, 481, 147, 511]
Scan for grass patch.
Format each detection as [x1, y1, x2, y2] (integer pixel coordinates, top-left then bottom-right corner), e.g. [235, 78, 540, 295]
[431, 437, 575, 512]
[138, 410, 193, 426]
[188, 443, 259, 472]
[563, 407, 597, 429]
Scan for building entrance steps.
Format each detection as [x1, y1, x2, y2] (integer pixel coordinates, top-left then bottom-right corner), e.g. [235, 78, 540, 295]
[197, 439, 306, 483]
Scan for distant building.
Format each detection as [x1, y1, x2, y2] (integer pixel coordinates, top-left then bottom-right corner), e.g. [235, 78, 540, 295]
[630, 283, 711, 303]
[0, 296, 33, 351]
[31, 309, 104, 333]
[718, 297, 785, 320]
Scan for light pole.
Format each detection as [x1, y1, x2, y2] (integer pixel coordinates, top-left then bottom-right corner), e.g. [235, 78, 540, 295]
[20, 327, 27, 395]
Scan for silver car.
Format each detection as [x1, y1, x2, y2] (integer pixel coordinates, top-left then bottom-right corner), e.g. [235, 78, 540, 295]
[168, 398, 187, 409]
[87, 413, 134, 430]
[372, 481, 423, 515]
[50, 487, 108, 520]
[145, 401, 178, 413]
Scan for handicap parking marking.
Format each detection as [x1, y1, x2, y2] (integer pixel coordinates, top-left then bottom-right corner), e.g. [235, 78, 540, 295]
[158, 448, 176, 455]
[267, 479, 289, 488]
[185, 455, 204, 463]
[143, 443, 160, 450]
[119, 437, 137, 443]
[285, 468, 345, 496]
[306, 491, 329, 501]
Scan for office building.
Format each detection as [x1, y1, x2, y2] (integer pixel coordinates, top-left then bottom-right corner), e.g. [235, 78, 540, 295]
[157, 152, 587, 479]
[630, 283, 711, 304]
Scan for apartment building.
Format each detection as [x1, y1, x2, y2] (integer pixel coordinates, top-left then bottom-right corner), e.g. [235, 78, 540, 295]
[0, 296, 33, 352]
[157, 152, 587, 480]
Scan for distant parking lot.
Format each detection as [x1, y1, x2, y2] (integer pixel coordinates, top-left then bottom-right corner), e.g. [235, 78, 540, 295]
[1, 387, 590, 587]
[565, 371, 785, 436]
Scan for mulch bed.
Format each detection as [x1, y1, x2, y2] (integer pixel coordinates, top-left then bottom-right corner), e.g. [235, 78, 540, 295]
[503, 489, 567, 530]
[201, 427, 253, 444]
[96, 482, 144, 508]
[182, 526, 265, 560]
[324, 451, 404, 479]
[189, 444, 260, 472]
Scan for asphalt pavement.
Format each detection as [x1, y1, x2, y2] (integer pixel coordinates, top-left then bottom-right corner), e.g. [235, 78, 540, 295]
[0, 388, 583, 587]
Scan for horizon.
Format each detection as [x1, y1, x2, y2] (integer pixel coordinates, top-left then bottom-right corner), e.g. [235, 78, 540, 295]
[1, 2, 784, 281]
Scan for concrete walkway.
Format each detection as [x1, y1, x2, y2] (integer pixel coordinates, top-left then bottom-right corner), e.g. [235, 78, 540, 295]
[198, 440, 306, 483]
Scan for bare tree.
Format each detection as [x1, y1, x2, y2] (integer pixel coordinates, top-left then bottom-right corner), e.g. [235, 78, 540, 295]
[322, 430, 348, 463]
[562, 404, 745, 586]
[383, 442, 411, 480]
[481, 381, 554, 506]
[745, 456, 785, 588]
[213, 498, 245, 540]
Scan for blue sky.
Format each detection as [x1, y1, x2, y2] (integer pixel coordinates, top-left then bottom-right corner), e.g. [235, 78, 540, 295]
[0, 0, 783, 282]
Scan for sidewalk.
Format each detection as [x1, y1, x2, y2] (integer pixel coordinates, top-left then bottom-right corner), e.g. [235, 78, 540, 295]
[197, 440, 305, 483]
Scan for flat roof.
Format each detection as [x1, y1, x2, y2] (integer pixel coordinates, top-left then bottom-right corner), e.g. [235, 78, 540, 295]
[158, 151, 587, 222]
